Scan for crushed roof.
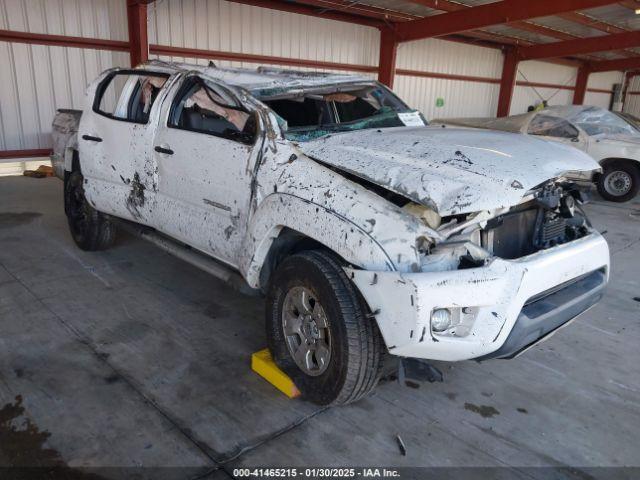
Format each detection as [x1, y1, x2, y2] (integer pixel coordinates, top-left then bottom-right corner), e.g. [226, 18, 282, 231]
[139, 60, 374, 94]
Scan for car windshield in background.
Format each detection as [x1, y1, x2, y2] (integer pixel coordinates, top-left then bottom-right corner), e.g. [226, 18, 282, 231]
[260, 84, 424, 141]
[615, 112, 640, 132]
[562, 107, 637, 137]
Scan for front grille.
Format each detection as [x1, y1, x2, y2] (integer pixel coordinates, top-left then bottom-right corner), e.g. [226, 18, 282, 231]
[486, 207, 538, 259]
[485, 201, 588, 260]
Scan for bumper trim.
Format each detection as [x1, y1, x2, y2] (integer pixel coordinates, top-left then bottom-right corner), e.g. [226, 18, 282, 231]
[476, 268, 607, 360]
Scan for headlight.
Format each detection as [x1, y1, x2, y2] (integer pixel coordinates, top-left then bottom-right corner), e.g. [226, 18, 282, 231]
[431, 308, 452, 332]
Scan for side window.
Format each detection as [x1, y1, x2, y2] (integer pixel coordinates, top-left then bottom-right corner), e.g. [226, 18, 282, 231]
[169, 78, 257, 145]
[94, 71, 168, 124]
[528, 114, 579, 139]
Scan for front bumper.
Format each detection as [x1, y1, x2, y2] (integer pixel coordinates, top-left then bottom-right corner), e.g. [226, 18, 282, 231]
[347, 233, 609, 361]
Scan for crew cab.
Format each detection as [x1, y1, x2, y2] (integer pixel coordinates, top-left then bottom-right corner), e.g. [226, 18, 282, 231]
[51, 62, 610, 405]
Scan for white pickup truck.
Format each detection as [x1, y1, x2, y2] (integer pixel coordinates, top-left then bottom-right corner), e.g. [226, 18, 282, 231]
[51, 62, 610, 405]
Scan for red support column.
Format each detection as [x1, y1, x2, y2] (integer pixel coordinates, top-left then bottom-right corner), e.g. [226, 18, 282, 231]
[573, 65, 590, 105]
[127, 0, 148, 67]
[378, 29, 398, 88]
[497, 48, 518, 117]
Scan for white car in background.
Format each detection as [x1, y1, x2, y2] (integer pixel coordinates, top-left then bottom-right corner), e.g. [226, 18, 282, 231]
[435, 105, 640, 202]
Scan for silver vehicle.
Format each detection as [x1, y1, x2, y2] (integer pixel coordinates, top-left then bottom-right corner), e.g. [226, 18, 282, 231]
[436, 105, 640, 202]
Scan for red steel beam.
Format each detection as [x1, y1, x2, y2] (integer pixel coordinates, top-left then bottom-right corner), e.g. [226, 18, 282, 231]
[394, 0, 621, 42]
[519, 30, 640, 60]
[378, 29, 399, 87]
[557, 11, 627, 34]
[555, 12, 640, 58]
[404, 0, 618, 61]
[497, 48, 519, 117]
[589, 56, 640, 71]
[319, 66, 612, 94]
[573, 65, 590, 104]
[127, 0, 149, 66]
[150, 44, 378, 73]
[224, 0, 385, 28]
[0, 149, 51, 159]
[0, 29, 129, 52]
[292, 0, 418, 22]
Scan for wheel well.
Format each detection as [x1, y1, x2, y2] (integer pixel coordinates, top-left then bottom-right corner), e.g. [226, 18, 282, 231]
[599, 158, 640, 173]
[71, 149, 81, 173]
[258, 228, 344, 290]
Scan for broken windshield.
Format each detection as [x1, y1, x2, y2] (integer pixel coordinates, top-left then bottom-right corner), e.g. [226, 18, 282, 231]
[260, 84, 425, 141]
[544, 106, 638, 137]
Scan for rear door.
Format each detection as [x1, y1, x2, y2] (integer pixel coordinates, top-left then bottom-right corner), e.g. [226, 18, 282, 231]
[151, 75, 261, 266]
[78, 69, 170, 225]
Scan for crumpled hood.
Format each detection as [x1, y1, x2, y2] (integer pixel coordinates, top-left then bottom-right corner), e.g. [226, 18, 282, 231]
[296, 126, 600, 216]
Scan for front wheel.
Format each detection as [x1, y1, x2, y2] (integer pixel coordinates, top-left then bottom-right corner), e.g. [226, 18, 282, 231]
[64, 170, 116, 251]
[597, 161, 640, 202]
[266, 250, 383, 405]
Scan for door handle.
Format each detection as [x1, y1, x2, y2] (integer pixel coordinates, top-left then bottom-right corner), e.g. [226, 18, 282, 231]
[82, 134, 103, 142]
[154, 145, 174, 155]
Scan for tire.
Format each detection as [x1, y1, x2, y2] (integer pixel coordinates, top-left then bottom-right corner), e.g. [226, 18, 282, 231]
[64, 170, 116, 251]
[266, 250, 383, 405]
[597, 161, 640, 202]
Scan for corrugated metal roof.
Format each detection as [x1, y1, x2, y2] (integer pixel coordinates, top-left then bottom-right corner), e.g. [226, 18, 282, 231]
[582, 4, 640, 29]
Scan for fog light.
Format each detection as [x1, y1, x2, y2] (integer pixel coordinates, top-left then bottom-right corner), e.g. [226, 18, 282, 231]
[431, 308, 452, 332]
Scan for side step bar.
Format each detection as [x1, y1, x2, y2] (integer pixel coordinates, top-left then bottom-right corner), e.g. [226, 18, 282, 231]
[115, 220, 261, 296]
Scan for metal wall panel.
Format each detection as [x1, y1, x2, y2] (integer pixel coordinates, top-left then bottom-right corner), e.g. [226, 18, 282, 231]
[584, 91, 613, 109]
[396, 37, 503, 77]
[148, 0, 379, 67]
[584, 71, 621, 109]
[510, 86, 573, 116]
[588, 71, 623, 90]
[395, 75, 499, 120]
[393, 38, 502, 119]
[0, 0, 129, 150]
[0, 0, 127, 39]
[510, 60, 577, 115]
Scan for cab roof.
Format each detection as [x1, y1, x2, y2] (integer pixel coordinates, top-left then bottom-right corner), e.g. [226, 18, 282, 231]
[137, 60, 375, 97]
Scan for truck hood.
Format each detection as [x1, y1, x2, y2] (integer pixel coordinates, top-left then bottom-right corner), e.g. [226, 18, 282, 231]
[295, 126, 600, 216]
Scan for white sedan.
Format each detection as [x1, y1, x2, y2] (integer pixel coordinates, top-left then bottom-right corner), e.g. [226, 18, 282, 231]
[435, 105, 640, 202]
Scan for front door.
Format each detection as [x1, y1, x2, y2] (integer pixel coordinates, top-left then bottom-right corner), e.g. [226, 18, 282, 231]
[152, 75, 261, 266]
[78, 69, 170, 225]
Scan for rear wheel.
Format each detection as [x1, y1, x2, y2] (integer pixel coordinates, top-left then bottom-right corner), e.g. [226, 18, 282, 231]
[597, 161, 639, 202]
[266, 250, 383, 405]
[64, 170, 116, 251]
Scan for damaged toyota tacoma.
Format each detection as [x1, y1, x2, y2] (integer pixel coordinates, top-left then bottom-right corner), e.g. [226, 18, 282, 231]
[52, 62, 610, 405]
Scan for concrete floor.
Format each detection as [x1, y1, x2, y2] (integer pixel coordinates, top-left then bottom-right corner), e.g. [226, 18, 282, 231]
[0, 176, 638, 479]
